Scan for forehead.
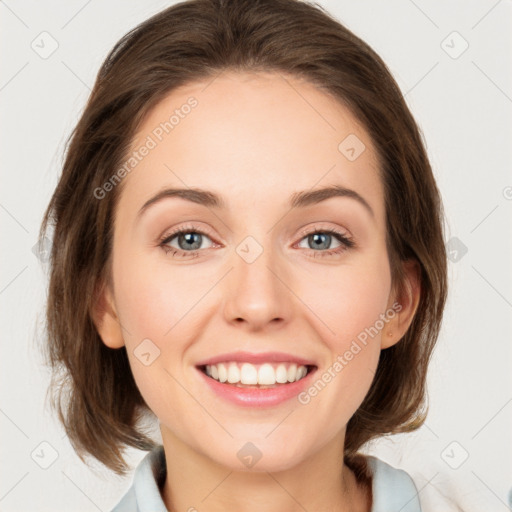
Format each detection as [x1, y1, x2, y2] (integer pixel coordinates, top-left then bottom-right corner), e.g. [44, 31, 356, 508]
[118, 71, 384, 223]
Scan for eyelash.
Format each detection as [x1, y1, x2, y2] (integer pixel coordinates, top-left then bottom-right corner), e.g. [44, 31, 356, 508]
[158, 224, 355, 259]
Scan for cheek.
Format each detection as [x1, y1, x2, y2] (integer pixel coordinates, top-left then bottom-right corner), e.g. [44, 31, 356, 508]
[297, 257, 392, 344]
[111, 252, 216, 396]
[113, 248, 208, 340]
[112, 259, 199, 421]
[294, 257, 391, 412]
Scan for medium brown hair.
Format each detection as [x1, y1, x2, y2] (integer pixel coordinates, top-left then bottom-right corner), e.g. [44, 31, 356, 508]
[39, 0, 447, 475]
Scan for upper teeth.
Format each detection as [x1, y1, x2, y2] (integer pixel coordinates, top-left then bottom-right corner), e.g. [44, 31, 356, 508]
[205, 362, 309, 385]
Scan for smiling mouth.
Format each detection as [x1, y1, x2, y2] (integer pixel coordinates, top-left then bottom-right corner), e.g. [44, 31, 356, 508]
[198, 362, 317, 388]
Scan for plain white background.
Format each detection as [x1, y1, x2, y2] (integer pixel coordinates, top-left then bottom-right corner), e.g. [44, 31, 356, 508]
[1, 1, 511, 511]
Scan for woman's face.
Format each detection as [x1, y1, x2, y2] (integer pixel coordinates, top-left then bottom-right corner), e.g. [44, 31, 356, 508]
[96, 71, 409, 471]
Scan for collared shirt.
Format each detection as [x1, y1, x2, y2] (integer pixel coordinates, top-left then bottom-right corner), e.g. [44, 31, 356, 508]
[111, 445, 421, 512]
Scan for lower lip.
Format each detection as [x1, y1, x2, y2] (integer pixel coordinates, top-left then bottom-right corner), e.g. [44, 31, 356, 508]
[196, 367, 317, 407]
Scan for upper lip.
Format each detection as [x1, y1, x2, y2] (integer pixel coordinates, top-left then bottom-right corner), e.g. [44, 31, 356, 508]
[195, 351, 317, 367]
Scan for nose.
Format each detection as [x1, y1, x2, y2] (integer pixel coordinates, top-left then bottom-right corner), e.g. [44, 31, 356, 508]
[222, 238, 293, 332]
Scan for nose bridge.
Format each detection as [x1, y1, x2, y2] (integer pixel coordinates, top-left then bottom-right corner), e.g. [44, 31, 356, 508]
[223, 231, 293, 329]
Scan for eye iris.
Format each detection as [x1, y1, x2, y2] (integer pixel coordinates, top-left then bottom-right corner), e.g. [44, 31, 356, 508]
[309, 233, 330, 250]
[179, 232, 202, 250]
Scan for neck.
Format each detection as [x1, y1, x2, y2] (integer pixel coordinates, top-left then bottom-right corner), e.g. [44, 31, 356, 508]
[160, 428, 371, 512]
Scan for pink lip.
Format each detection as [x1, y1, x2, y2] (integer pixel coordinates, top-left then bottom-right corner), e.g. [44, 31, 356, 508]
[195, 351, 316, 367]
[195, 364, 318, 408]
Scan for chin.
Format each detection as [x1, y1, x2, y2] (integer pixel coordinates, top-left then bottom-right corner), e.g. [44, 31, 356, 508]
[204, 436, 311, 474]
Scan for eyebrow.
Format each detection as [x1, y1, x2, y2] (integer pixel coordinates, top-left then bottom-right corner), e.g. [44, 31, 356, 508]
[137, 184, 374, 218]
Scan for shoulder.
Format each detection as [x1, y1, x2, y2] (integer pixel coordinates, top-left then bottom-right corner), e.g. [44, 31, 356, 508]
[110, 486, 137, 512]
[366, 455, 422, 512]
[110, 445, 167, 512]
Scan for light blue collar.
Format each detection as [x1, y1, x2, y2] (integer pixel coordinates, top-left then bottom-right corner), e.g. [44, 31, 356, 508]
[111, 446, 422, 511]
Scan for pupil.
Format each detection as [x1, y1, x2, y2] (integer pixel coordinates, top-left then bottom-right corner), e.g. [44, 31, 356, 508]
[180, 232, 201, 250]
[310, 233, 330, 250]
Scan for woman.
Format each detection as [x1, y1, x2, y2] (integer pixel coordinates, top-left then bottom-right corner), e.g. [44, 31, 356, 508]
[40, 0, 447, 510]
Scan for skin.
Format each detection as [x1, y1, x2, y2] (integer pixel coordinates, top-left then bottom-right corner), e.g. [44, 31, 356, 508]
[94, 71, 420, 512]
